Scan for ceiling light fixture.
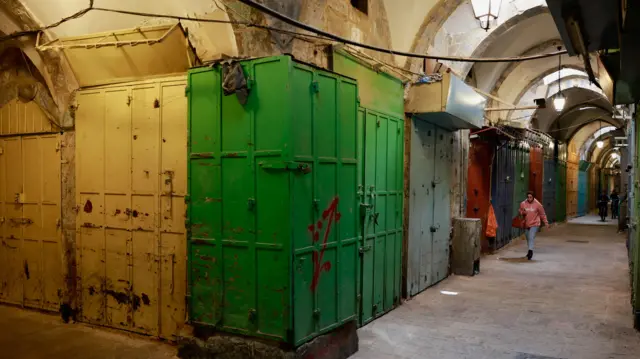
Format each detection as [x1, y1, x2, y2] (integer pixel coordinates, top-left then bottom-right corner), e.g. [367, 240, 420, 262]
[596, 120, 604, 148]
[470, 0, 502, 31]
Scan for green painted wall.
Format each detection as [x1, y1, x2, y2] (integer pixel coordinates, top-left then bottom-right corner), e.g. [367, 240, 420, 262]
[331, 49, 404, 119]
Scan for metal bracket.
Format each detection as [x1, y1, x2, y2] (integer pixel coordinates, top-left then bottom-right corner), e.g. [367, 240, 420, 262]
[259, 161, 311, 174]
[372, 212, 380, 226]
[359, 245, 372, 254]
[359, 203, 373, 217]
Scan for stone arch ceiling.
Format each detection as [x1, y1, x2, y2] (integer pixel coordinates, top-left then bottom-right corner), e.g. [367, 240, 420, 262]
[402, 0, 547, 73]
[510, 75, 602, 124]
[533, 87, 618, 141]
[568, 121, 607, 160]
[586, 129, 623, 164]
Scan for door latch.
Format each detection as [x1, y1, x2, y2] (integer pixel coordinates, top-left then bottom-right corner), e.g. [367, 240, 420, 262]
[359, 203, 373, 217]
[359, 245, 372, 254]
[372, 212, 380, 226]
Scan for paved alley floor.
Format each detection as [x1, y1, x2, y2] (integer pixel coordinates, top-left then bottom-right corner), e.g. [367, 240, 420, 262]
[353, 223, 640, 359]
[568, 213, 618, 226]
[0, 305, 177, 359]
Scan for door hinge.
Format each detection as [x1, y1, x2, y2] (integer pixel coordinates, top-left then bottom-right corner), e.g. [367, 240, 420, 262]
[311, 81, 319, 93]
[247, 198, 256, 211]
[184, 86, 190, 97]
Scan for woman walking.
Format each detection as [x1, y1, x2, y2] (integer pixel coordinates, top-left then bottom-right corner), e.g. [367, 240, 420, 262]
[519, 191, 550, 260]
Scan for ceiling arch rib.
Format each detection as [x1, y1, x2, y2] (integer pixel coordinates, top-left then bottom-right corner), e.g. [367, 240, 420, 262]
[581, 126, 616, 160]
[403, 0, 547, 73]
[509, 68, 592, 124]
[488, 52, 589, 124]
[532, 87, 617, 140]
[545, 76, 602, 98]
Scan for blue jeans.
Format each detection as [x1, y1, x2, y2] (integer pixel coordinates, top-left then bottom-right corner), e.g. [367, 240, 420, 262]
[525, 226, 539, 251]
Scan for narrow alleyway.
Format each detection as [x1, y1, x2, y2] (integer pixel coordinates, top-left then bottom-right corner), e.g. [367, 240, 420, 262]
[1, 221, 638, 359]
[0, 306, 177, 359]
[354, 222, 640, 359]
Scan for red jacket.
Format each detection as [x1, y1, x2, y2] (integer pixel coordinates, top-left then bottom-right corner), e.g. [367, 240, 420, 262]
[519, 199, 548, 228]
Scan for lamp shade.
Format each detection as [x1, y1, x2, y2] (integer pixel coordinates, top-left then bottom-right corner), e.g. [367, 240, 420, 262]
[553, 96, 565, 112]
[470, 0, 502, 30]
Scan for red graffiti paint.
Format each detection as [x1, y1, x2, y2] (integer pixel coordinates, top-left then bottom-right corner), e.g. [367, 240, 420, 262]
[309, 197, 341, 292]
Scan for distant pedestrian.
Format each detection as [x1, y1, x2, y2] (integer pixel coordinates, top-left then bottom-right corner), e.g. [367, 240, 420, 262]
[519, 191, 550, 260]
[598, 191, 609, 222]
[610, 189, 620, 219]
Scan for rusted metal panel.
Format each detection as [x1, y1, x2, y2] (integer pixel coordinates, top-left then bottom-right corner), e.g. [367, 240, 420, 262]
[491, 142, 516, 250]
[466, 141, 493, 252]
[0, 98, 54, 136]
[529, 147, 543, 200]
[0, 134, 62, 311]
[406, 119, 453, 296]
[543, 159, 557, 223]
[566, 161, 579, 218]
[186, 58, 373, 346]
[75, 76, 187, 339]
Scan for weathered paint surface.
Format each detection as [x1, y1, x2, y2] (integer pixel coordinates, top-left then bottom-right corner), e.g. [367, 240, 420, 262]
[407, 119, 453, 296]
[75, 76, 187, 339]
[360, 109, 403, 323]
[511, 144, 529, 240]
[0, 133, 62, 311]
[556, 161, 568, 222]
[491, 142, 515, 250]
[466, 140, 493, 252]
[529, 146, 543, 202]
[542, 159, 557, 223]
[187, 57, 362, 346]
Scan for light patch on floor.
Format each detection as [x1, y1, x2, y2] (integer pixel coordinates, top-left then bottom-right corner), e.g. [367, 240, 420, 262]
[352, 223, 640, 359]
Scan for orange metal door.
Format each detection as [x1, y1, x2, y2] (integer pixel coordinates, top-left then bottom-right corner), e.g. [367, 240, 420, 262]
[466, 141, 493, 252]
[529, 147, 543, 200]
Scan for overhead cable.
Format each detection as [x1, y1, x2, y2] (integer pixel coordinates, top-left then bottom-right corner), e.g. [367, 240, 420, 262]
[1, 0, 568, 63]
[235, 0, 568, 63]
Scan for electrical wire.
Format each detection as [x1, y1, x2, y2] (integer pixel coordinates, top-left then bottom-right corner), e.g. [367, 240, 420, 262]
[0, 0, 569, 64]
[235, 0, 569, 63]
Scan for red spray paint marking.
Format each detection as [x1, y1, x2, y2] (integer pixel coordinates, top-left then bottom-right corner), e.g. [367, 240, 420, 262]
[308, 197, 341, 292]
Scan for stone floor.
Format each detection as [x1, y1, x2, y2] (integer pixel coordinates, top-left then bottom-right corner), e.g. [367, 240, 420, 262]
[568, 213, 618, 226]
[353, 222, 640, 359]
[0, 305, 177, 359]
[1, 221, 638, 359]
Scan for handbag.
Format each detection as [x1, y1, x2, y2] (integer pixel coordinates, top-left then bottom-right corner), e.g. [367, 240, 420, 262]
[511, 215, 524, 229]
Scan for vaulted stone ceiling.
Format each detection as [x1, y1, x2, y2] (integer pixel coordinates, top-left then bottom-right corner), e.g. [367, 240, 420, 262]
[1, 0, 612, 143]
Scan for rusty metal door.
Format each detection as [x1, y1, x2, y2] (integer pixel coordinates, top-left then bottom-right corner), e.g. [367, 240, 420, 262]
[75, 77, 187, 339]
[0, 134, 62, 311]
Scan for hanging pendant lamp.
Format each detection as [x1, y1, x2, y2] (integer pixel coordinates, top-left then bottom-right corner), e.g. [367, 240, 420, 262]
[471, 0, 502, 31]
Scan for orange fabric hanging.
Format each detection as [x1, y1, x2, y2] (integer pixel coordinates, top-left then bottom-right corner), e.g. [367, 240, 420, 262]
[486, 203, 498, 238]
